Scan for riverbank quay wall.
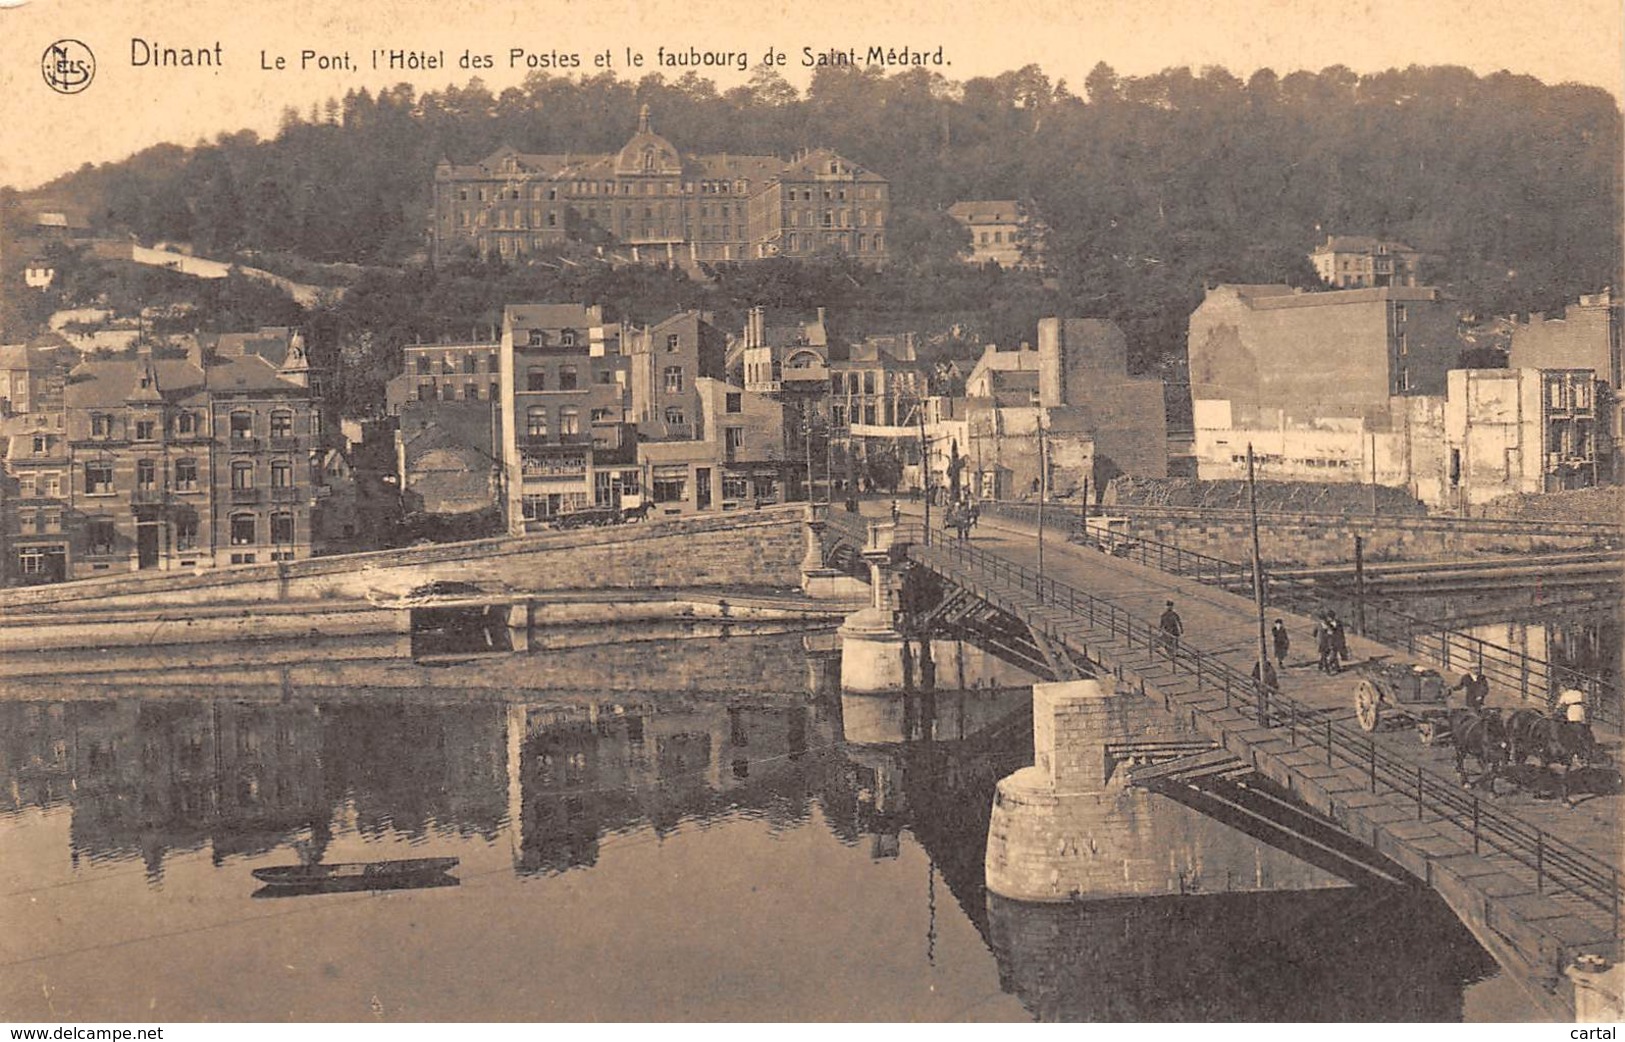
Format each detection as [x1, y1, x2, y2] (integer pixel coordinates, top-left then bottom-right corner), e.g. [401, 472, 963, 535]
[0, 507, 808, 616]
[997, 502, 1621, 567]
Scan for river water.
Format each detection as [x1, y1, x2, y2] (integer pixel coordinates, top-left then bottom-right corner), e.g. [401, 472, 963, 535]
[0, 628, 1533, 1022]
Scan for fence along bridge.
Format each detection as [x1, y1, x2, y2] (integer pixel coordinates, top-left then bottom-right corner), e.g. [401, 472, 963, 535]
[821, 508, 1620, 1020]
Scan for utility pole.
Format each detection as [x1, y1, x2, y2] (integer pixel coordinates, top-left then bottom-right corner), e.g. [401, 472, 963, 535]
[1353, 534, 1367, 636]
[1037, 411, 1048, 580]
[1247, 443, 1270, 710]
[803, 412, 814, 504]
[918, 397, 930, 545]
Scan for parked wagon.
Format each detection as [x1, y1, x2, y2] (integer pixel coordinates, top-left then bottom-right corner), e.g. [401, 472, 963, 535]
[1353, 661, 1453, 744]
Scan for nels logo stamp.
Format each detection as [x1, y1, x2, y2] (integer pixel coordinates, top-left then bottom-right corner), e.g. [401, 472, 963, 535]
[42, 39, 95, 94]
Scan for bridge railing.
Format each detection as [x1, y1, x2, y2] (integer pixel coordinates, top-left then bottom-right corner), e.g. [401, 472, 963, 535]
[899, 524, 1621, 937]
[980, 502, 1622, 732]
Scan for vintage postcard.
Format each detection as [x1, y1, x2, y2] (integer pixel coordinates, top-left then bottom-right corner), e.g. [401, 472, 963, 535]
[0, 0, 1621, 1027]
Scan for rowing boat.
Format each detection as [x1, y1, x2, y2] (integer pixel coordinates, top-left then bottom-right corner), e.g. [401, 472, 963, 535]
[251, 857, 459, 886]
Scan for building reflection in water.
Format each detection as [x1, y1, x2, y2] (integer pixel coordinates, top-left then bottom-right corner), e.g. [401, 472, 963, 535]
[0, 633, 1511, 1023]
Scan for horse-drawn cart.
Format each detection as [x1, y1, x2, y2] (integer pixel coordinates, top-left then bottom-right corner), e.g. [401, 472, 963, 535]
[1353, 661, 1453, 743]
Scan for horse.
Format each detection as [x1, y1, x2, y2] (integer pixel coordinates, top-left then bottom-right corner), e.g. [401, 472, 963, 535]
[1447, 708, 1508, 793]
[1506, 708, 1598, 803]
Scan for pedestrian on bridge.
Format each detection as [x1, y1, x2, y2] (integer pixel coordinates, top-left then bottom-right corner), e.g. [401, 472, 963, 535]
[1159, 601, 1183, 660]
[1271, 618, 1290, 670]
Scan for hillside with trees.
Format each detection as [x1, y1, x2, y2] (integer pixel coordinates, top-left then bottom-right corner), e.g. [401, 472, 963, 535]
[9, 62, 1620, 413]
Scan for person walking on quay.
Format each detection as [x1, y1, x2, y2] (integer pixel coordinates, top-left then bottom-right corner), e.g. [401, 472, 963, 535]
[890, 500, 901, 525]
[1271, 618, 1290, 670]
[1329, 611, 1350, 667]
[1314, 612, 1340, 674]
[1252, 658, 1279, 691]
[1159, 600, 1183, 660]
[1451, 664, 1490, 711]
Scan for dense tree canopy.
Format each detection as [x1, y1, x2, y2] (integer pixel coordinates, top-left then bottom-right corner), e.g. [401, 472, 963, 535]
[14, 62, 1621, 411]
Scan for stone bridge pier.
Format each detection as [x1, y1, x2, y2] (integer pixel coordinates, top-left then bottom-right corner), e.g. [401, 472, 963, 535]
[838, 520, 910, 694]
[985, 679, 1344, 903]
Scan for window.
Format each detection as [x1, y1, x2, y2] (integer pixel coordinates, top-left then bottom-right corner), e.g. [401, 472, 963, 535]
[527, 367, 546, 392]
[465, 382, 479, 401]
[175, 512, 199, 551]
[463, 355, 478, 375]
[417, 356, 432, 375]
[175, 458, 198, 491]
[91, 414, 113, 439]
[87, 520, 116, 555]
[526, 406, 548, 440]
[725, 427, 744, 454]
[1576, 382, 1592, 409]
[558, 365, 578, 391]
[652, 468, 687, 503]
[85, 462, 114, 495]
[31, 435, 48, 455]
[135, 420, 156, 441]
[666, 333, 681, 352]
[271, 460, 293, 488]
[559, 407, 581, 437]
[863, 372, 876, 395]
[271, 513, 295, 544]
[528, 330, 546, 347]
[230, 413, 254, 441]
[664, 406, 686, 427]
[231, 461, 255, 490]
[832, 404, 846, 426]
[418, 382, 437, 401]
[663, 366, 684, 393]
[270, 411, 293, 439]
[231, 514, 256, 546]
[561, 329, 577, 347]
[725, 392, 742, 414]
[136, 459, 157, 490]
[723, 476, 750, 501]
[176, 412, 196, 436]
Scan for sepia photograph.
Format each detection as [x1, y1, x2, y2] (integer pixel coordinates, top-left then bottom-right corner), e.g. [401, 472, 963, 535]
[0, 0, 1621, 1026]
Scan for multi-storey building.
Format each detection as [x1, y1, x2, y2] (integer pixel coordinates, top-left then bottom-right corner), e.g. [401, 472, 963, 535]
[833, 334, 928, 431]
[432, 107, 889, 267]
[385, 341, 504, 414]
[1309, 235, 1424, 289]
[1188, 284, 1460, 425]
[498, 304, 629, 532]
[4, 339, 329, 583]
[947, 200, 1039, 268]
[626, 310, 728, 440]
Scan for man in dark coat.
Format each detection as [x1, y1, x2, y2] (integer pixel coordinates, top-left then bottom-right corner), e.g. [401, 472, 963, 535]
[1270, 619, 1290, 670]
[1159, 601, 1183, 660]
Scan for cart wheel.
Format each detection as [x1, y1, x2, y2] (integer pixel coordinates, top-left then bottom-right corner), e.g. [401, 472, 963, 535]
[1417, 720, 1442, 746]
[1355, 680, 1382, 732]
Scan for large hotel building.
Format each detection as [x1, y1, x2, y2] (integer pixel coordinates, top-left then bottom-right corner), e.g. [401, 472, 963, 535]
[431, 106, 890, 266]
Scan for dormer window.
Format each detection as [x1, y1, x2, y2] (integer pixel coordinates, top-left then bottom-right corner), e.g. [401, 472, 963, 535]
[560, 329, 577, 347]
[528, 330, 546, 347]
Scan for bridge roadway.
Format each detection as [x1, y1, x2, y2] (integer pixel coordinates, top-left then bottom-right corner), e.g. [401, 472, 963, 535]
[828, 503, 1621, 1018]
